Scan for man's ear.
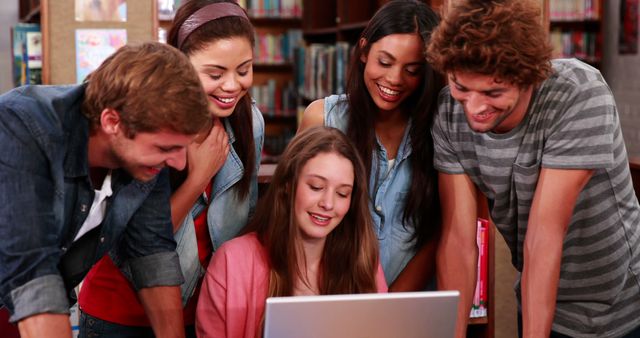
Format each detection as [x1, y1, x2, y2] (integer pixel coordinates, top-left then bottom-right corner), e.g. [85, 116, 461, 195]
[359, 38, 368, 63]
[100, 108, 121, 135]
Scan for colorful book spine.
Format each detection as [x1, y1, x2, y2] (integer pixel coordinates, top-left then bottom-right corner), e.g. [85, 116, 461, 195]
[470, 218, 489, 318]
[246, 0, 302, 18]
[549, 0, 601, 21]
[11, 23, 42, 87]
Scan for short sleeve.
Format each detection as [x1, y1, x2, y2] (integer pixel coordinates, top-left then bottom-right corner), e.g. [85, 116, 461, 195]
[432, 88, 465, 174]
[542, 77, 616, 170]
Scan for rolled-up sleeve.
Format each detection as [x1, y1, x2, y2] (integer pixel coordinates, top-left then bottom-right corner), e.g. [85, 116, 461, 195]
[126, 251, 184, 290]
[113, 170, 184, 290]
[0, 99, 69, 322]
[9, 276, 69, 322]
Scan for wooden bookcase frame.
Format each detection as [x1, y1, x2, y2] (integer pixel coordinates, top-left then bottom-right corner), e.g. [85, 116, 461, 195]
[41, 0, 157, 84]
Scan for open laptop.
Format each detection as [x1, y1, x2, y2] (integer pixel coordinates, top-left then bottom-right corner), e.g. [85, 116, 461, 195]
[264, 290, 459, 338]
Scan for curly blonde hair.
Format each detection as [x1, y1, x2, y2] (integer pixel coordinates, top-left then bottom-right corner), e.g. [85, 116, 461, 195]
[427, 0, 553, 88]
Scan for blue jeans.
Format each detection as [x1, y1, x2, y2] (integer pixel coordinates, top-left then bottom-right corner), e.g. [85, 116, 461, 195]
[79, 311, 196, 338]
[518, 311, 640, 338]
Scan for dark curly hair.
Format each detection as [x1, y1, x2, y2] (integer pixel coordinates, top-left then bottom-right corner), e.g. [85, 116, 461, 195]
[427, 0, 553, 88]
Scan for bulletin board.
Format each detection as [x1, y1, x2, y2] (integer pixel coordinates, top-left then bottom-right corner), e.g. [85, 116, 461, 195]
[41, 0, 158, 84]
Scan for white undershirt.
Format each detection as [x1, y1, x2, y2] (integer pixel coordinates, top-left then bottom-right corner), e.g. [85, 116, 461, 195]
[385, 158, 396, 177]
[73, 171, 113, 242]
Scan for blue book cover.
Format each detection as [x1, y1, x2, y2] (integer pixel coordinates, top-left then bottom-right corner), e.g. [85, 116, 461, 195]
[11, 23, 41, 87]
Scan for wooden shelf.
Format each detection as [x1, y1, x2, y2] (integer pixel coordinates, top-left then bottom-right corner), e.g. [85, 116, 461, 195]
[258, 163, 276, 184]
[253, 63, 293, 72]
[469, 317, 489, 325]
[338, 20, 369, 32]
[250, 16, 301, 27]
[20, 3, 40, 23]
[262, 114, 297, 123]
[550, 18, 600, 24]
[303, 26, 339, 37]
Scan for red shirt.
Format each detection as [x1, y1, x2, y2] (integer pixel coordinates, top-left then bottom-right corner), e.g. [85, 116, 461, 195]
[78, 182, 214, 326]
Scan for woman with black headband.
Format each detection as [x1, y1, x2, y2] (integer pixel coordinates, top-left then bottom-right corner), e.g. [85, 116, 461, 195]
[77, 1, 264, 337]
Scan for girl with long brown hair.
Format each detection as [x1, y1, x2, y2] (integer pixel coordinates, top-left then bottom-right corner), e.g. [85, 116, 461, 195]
[196, 126, 386, 337]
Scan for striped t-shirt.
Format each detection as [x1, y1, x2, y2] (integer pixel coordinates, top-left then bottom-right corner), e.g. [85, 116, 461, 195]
[432, 59, 640, 337]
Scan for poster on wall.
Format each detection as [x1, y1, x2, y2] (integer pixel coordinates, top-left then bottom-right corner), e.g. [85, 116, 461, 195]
[619, 0, 639, 54]
[75, 29, 127, 83]
[75, 0, 127, 22]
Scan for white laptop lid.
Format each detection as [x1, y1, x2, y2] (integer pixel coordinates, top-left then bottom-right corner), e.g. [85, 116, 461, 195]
[264, 290, 459, 338]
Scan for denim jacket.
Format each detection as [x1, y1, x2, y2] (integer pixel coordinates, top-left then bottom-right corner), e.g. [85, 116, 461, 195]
[324, 94, 416, 284]
[175, 104, 264, 304]
[0, 85, 183, 322]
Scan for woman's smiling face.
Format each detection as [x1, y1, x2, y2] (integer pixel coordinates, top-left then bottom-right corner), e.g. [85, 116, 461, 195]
[189, 36, 253, 118]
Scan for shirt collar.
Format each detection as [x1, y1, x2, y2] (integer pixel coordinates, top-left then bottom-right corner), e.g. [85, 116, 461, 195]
[61, 85, 91, 178]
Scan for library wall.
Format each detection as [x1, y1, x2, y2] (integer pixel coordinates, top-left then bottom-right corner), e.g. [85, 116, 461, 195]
[0, 4, 19, 93]
[602, 0, 640, 158]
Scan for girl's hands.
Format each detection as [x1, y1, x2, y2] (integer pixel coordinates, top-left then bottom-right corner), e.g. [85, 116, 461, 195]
[186, 117, 230, 190]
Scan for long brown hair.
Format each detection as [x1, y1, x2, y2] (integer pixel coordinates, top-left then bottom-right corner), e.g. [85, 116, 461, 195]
[167, 0, 256, 197]
[244, 127, 380, 296]
[345, 0, 442, 249]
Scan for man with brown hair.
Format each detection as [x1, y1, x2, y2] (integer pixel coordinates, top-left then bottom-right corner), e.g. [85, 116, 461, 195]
[0, 42, 212, 338]
[427, 0, 640, 337]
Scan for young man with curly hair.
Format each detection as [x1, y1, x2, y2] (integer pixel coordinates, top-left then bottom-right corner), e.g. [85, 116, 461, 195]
[427, 1, 640, 337]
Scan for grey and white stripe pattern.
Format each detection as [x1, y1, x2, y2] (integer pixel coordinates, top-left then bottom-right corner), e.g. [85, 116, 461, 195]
[432, 59, 640, 337]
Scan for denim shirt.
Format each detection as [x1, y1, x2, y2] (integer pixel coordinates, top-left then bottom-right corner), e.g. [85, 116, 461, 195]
[324, 94, 416, 284]
[174, 103, 264, 304]
[0, 85, 183, 322]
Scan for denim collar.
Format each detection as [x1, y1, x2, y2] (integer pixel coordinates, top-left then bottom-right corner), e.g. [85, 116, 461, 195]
[59, 84, 90, 179]
[223, 117, 236, 145]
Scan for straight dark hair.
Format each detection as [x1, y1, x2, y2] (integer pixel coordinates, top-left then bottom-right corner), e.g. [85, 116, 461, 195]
[345, 0, 443, 248]
[167, 0, 256, 198]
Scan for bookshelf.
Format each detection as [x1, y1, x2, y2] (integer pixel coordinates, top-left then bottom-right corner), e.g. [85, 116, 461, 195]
[236, 0, 303, 163]
[19, 0, 41, 23]
[250, 15, 302, 163]
[547, 0, 603, 67]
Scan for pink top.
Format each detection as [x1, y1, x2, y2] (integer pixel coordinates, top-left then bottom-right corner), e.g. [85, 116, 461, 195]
[195, 232, 388, 338]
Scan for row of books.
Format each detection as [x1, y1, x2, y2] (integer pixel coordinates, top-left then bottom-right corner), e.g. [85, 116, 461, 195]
[262, 128, 296, 164]
[158, 0, 181, 20]
[159, 0, 302, 20]
[250, 79, 298, 118]
[11, 23, 43, 87]
[295, 42, 353, 101]
[254, 30, 303, 65]
[550, 29, 600, 62]
[549, 0, 601, 21]
[470, 218, 489, 319]
[238, 0, 302, 18]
